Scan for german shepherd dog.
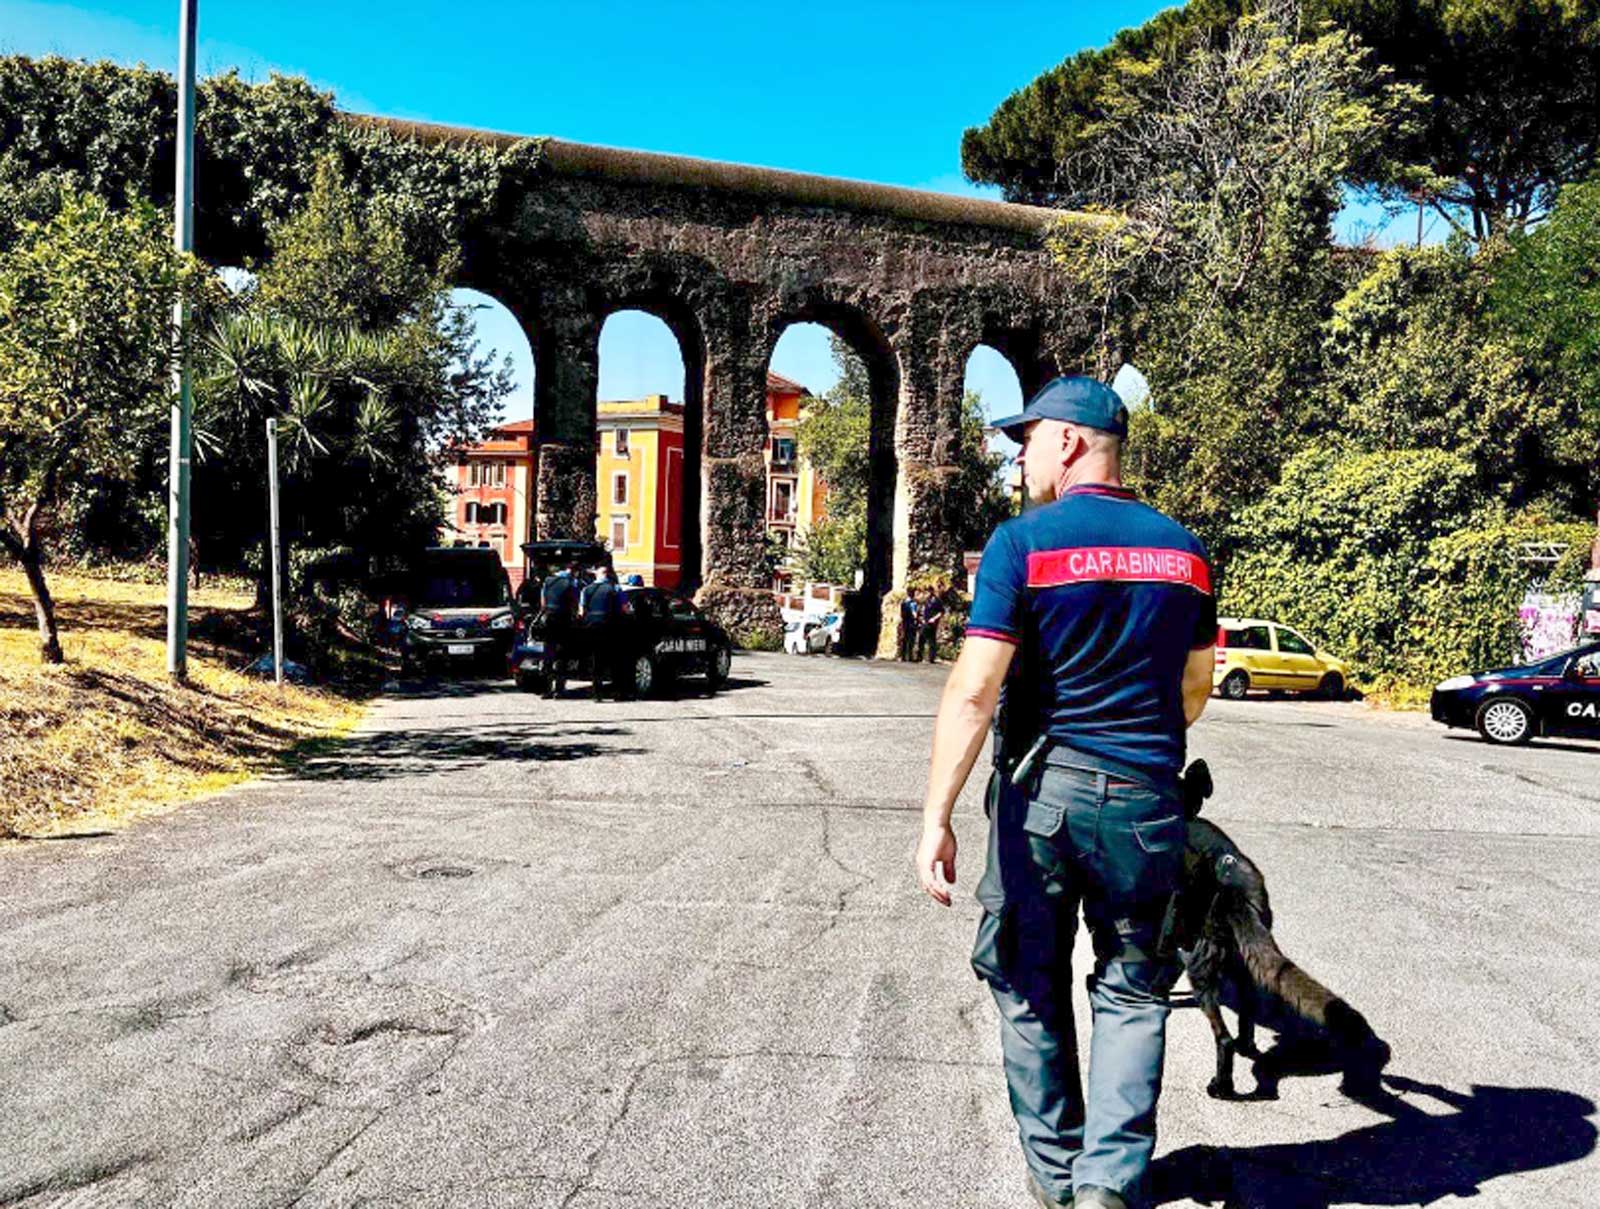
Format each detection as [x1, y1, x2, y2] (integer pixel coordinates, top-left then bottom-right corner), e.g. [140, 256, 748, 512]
[1173, 761, 1391, 1100]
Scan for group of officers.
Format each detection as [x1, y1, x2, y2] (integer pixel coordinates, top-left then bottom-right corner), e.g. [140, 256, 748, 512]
[897, 585, 947, 662]
[516, 560, 638, 699]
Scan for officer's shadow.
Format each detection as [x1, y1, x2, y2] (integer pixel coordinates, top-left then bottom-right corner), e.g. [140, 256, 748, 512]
[1151, 1075, 1597, 1207]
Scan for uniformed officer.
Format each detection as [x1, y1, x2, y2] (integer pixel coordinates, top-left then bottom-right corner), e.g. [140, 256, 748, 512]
[914, 376, 1216, 1209]
[537, 560, 580, 699]
[579, 564, 622, 699]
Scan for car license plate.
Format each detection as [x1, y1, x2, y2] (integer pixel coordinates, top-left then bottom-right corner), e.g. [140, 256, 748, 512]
[447, 644, 475, 656]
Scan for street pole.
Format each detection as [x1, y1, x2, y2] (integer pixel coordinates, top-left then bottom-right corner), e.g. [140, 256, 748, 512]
[164, 0, 197, 681]
[267, 419, 284, 686]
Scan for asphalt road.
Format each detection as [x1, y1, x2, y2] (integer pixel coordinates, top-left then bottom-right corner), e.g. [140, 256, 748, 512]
[1, 652, 1596, 1208]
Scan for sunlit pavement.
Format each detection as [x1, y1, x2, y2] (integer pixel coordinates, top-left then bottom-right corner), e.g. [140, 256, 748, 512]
[1, 652, 1596, 1206]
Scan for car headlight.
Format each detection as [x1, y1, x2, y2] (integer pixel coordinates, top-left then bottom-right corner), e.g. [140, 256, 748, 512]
[490, 614, 514, 630]
[406, 614, 430, 631]
[1435, 675, 1475, 692]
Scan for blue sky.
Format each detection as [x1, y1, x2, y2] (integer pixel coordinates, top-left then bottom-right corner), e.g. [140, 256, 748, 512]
[2, 0, 1417, 427]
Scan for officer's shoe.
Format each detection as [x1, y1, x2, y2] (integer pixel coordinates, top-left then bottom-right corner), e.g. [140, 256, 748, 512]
[1025, 1171, 1071, 1208]
[1073, 1186, 1128, 1209]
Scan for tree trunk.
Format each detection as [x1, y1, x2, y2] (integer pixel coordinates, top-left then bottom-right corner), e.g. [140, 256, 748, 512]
[16, 531, 64, 665]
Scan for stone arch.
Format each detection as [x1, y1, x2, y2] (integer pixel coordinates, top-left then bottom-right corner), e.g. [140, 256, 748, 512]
[594, 290, 707, 591]
[763, 296, 902, 615]
[963, 341, 1026, 468]
[978, 313, 1060, 400]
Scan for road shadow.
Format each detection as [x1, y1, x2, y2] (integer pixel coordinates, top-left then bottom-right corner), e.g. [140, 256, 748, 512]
[1443, 733, 1600, 756]
[1152, 1076, 1596, 1207]
[285, 723, 646, 782]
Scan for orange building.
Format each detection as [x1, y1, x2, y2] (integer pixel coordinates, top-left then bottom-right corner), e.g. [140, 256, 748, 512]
[764, 372, 827, 596]
[444, 418, 536, 588]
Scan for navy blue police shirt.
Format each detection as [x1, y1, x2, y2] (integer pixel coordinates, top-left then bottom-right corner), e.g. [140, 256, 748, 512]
[967, 484, 1216, 787]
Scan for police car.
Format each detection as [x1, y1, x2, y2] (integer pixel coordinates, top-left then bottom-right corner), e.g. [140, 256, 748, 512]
[396, 547, 518, 673]
[1431, 641, 1600, 745]
[511, 586, 733, 697]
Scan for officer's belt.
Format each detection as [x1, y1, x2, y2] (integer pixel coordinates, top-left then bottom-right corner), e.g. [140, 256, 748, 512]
[1009, 735, 1179, 797]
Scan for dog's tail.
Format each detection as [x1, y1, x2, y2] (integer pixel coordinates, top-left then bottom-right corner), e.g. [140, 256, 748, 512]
[1226, 894, 1386, 1060]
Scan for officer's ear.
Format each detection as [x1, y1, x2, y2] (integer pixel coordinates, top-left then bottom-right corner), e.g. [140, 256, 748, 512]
[1060, 422, 1083, 463]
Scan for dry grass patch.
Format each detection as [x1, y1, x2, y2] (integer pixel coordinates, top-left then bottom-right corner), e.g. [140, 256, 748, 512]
[0, 567, 366, 839]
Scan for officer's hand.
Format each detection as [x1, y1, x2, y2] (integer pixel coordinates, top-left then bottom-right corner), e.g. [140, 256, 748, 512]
[915, 823, 958, 907]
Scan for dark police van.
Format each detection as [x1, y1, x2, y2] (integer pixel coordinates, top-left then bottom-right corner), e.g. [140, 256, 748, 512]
[396, 547, 518, 673]
[1431, 640, 1600, 745]
[512, 584, 733, 697]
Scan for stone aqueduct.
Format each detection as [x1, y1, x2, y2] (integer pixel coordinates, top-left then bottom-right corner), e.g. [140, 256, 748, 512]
[353, 116, 1098, 628]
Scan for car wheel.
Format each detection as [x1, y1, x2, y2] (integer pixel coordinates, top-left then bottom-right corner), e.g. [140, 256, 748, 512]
[1476, 697, 1534, 745]
[514, 669, 545, 694]
[631, 653, 657, 698]
[706, 644, 731, 689]
[1318, 673, 1345, 701]
[1221, 670, 1250, 701]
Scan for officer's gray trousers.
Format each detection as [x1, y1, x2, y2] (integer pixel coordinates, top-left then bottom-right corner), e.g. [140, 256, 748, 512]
[971, 762, 1185, 1207]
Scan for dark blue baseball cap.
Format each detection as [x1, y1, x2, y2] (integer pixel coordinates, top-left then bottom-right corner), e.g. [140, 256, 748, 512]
[990, 375, 1129, 442]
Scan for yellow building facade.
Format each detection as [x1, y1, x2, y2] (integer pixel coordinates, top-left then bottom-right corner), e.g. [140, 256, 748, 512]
[595, 395, 686, 589]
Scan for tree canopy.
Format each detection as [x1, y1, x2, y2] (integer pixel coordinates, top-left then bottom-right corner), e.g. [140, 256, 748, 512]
[0, 191, 192, 660]
[0, 55, 544, 266]
[192, 157, 511, 597]
[963, 0, 1600, 237]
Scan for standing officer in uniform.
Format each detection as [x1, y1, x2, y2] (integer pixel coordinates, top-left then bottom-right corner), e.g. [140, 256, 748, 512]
[579, 563, 622, 699]
[899, 589, 922, 661]
[537, 559, 580, 699]
[914, 376, 1215, 1209]
[917, 588, 946, 663]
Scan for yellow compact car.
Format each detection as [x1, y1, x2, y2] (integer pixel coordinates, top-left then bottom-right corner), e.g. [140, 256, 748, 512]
[1213, 617, 1353, 700]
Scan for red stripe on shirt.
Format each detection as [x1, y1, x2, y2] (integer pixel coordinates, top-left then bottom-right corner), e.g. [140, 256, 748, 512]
[963, 626, 1019, 645]
[1026, 546, 1213, 595]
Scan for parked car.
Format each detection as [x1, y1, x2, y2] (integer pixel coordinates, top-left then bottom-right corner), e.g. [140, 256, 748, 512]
[784, 611, 842, 655]
[511, 585, 733, 697]
[397, 547, 517, 673]
[1431, 641, 1600, 745]
[1213, 617, 1352, 700]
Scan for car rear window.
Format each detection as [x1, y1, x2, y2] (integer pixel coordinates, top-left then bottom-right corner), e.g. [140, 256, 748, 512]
[1221, 625, 1271, 650]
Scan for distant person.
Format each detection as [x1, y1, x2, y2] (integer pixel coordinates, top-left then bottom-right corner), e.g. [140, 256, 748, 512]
[538, 560, 580, 699]
[899, 590, 922, 661]
[580, 564, 622, 699]
[917, 590, 945, 663]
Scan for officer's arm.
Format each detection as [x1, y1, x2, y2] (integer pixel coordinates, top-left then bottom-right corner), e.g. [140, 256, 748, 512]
[917, 636, 1015, 907]
[1183, 645, 1214, 726]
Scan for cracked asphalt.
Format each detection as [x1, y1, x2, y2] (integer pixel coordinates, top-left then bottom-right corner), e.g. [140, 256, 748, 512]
[1, 652, 1597, 1207]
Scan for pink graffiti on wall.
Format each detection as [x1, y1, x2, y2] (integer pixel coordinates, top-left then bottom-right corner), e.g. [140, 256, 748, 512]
[1519, 591, 1578, 662]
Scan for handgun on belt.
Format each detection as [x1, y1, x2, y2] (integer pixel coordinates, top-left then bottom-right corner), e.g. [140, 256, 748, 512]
[1007, 734, 1050, 786]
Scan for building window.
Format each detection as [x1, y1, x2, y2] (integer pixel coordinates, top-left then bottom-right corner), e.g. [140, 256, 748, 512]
[613, 472, 628, 505]
[464, 501, 480, 524]
[772, 436, 796, 467]
[771, 479, 794, 522]
[615, 429, 630, 456]
[492, 461, 505, 487]
[483, 502, 505, 526]
[468, 463, 481, 487]
[610, 516, 628, 551]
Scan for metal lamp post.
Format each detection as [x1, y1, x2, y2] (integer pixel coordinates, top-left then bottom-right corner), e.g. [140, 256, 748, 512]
[164, 0, 198, 681]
